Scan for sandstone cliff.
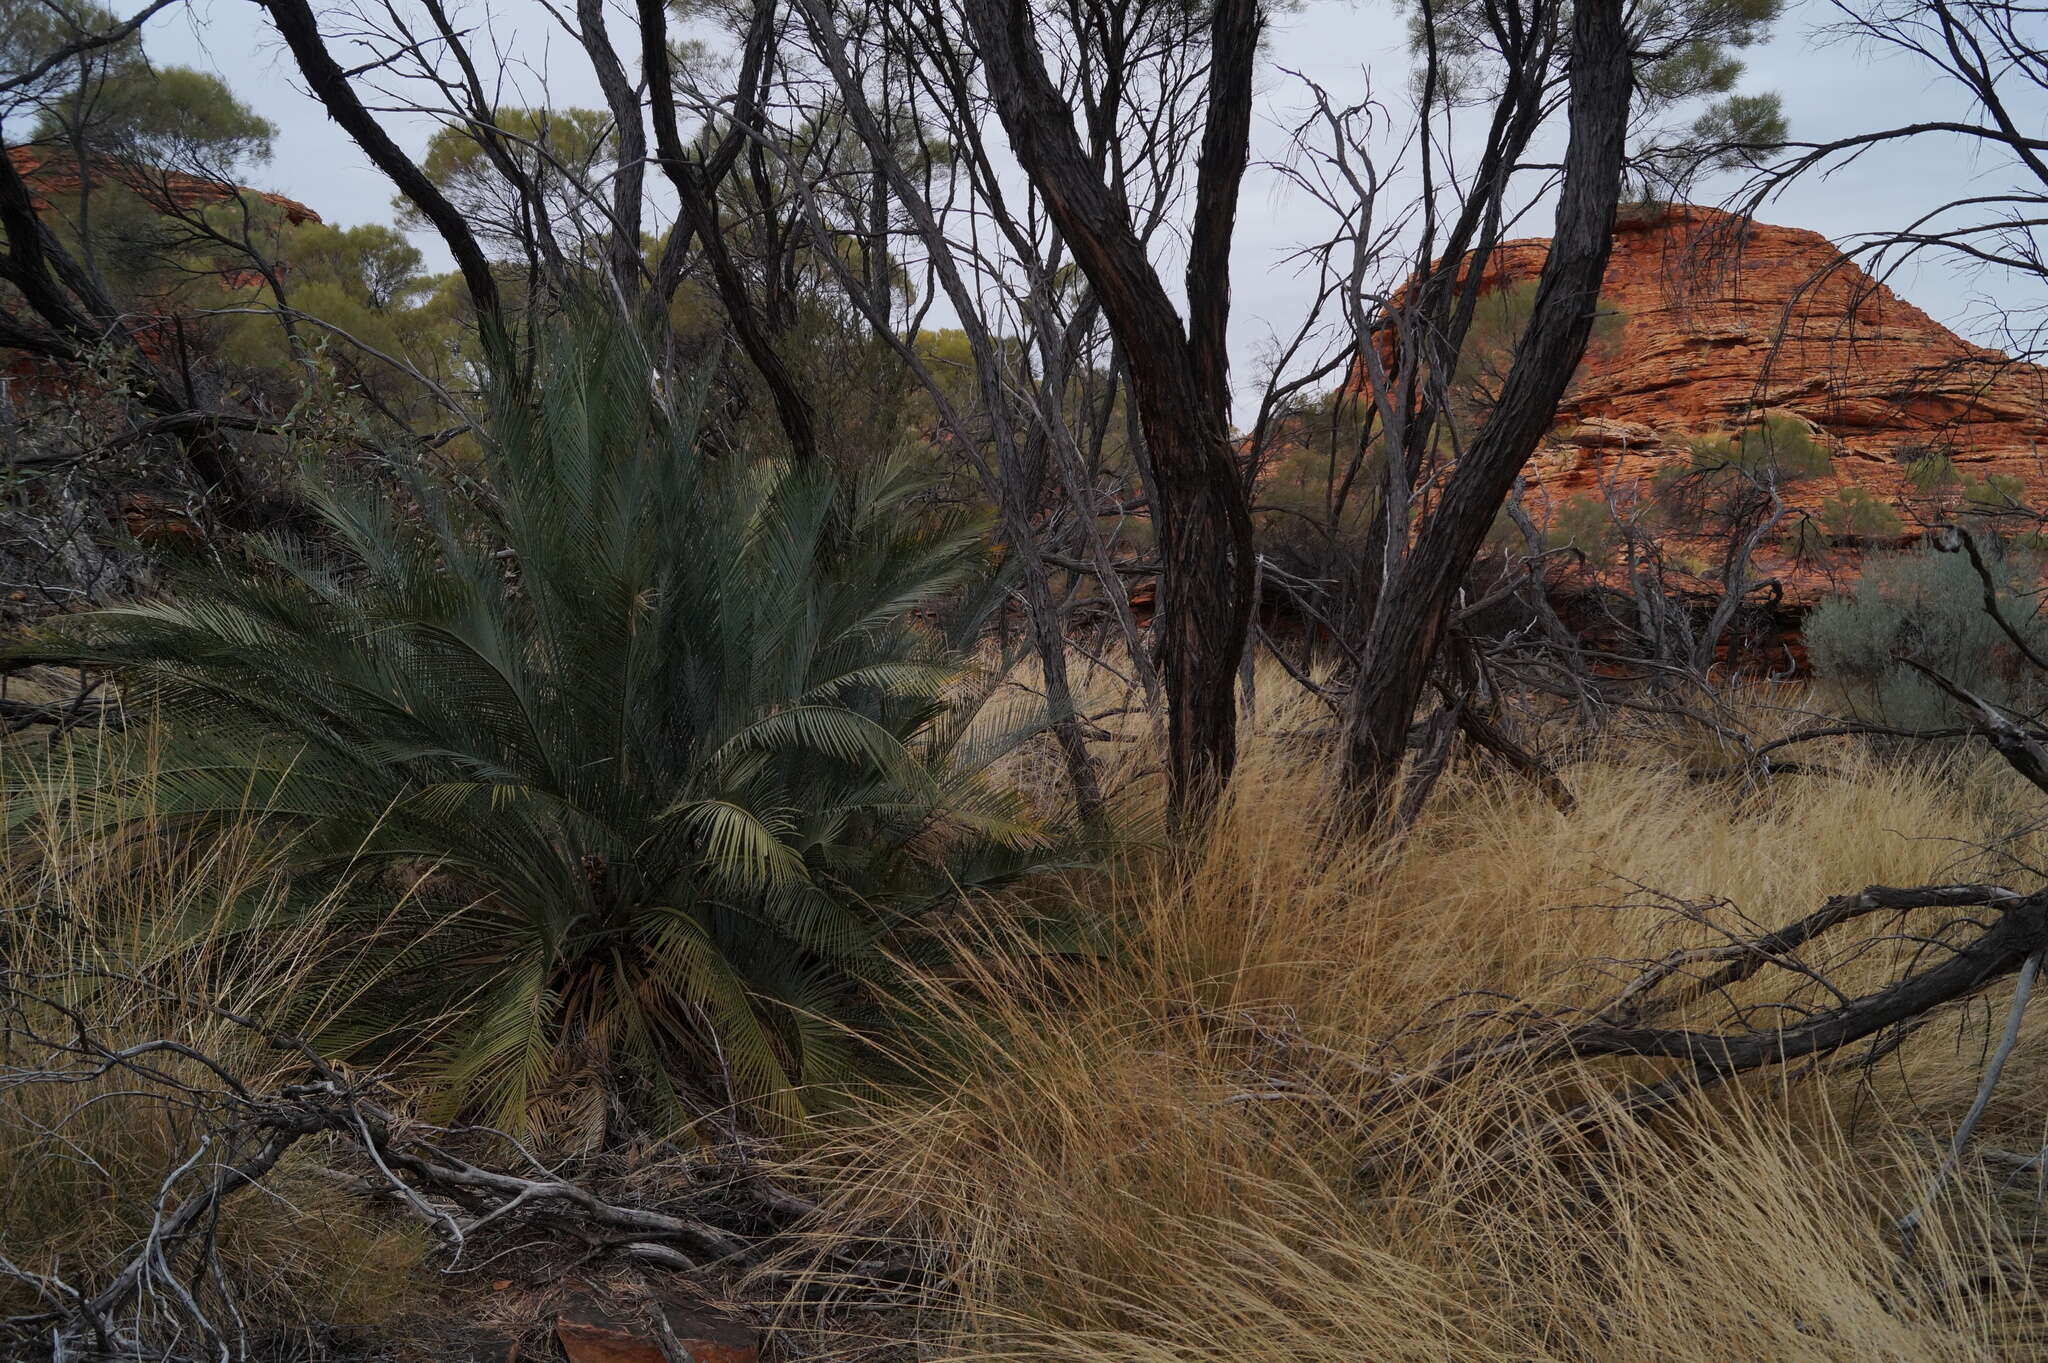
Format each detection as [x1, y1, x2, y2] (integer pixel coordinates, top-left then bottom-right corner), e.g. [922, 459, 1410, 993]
[1479, 203, 2048, 605]
[7, 147, 323, 229]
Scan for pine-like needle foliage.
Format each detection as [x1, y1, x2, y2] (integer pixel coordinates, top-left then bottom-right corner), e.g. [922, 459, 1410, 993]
[12, 326, 1059, 1137]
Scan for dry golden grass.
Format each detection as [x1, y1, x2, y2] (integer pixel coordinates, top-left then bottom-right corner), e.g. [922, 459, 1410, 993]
[779, 668, 2048, 1362]
[13, 672, 2048, 1360]
[0, 734, 432, 1341]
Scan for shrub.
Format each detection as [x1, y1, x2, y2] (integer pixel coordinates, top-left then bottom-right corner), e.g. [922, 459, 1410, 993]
[1817, 484, 1904, 540]
[1545, 493, 1614, 559]
[1805, 540, 2048, 728]
[1655, 417, 1835, 533]
[1780, 515, 1828, 559]
[11, 324, 1062, 1135]
[1963, 471, 2028, 510]
[1449, 280, 1625, 426]
[1901, 445, 1960, 492]
[1683, 415, 1834, 485]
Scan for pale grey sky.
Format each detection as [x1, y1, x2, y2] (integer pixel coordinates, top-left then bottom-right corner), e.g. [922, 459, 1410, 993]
[137, 0, 2036, 412]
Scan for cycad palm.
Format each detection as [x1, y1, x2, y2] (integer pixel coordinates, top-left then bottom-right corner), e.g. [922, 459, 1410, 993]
[15, 327, 1049, 1136]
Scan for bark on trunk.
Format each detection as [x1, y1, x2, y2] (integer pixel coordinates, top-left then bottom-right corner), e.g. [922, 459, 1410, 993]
[963, 0, 1260, 825]
[575, 0, 649, 306]
[260, 0, 509, 362]
[638, 0, 822, 464]
[1339, 0, 1635, 818]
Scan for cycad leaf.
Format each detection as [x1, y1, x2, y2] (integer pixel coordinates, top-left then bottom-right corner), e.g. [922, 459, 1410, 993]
[664, 798, 809, 891]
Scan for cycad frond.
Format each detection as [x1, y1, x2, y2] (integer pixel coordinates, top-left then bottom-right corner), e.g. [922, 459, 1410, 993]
[10, 314, 1071, 1138]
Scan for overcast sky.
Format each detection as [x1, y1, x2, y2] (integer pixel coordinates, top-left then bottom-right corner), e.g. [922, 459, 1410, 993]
[138, 0, 2035, 416]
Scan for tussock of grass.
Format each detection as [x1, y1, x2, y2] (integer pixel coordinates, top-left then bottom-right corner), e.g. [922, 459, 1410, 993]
[0, 737, 432, 1343]
[781, 675, 2048, 1361]
[12, 674, 2048, 1360]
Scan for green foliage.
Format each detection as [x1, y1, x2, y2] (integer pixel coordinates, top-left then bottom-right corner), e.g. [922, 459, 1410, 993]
[12, 322, 1064, 1135]
[1806, 541, 2048, 728]
[1904, 448, 1960, 492]
[37, 65, 273, 170]
[1781, 515, 1827, 559]
[1250, 392, 1383, 589]
[1682, 90, 1788, 169]
[287, 222, 430, 310]
[401, 108, 614, 257]
[0, 0, 134, 124]
[1686, 415, 1833, 483]
[1545, 493, 1614, 560]
[1664, 544, 1713, 577]
[1449, 281, 1624, 427]
[1963, 471, 2028, 510]
[1654, 418, 1834, 550]
[1636, 0, 1782, 104]
[216, 219, 471, 434]
[1411, 0, 1782, 188]
[1817, 485, 1904, 540]
[2, 9, 286, 330]
[1256, 392, 1377, 529]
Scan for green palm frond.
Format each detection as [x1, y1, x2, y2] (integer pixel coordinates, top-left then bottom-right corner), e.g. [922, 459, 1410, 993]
[7, 311, 1075, 1138]
[664, 799, 808, 891]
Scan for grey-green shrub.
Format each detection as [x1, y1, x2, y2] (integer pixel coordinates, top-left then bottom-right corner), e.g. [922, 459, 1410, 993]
[1681, 414, 1834, 485]
[1963, 471, 2028, 510]
[1806, 540, 2048, 728]
[1545, 493, 1615, 560]
[1818, 485, 1904, 541]
[1903, 448, 1960, 492]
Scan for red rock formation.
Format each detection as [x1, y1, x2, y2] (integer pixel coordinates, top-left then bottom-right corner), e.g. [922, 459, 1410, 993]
[8, 147, 322, 228]
[2, 148, 323, 384]
[1475, 203, 2048, 606]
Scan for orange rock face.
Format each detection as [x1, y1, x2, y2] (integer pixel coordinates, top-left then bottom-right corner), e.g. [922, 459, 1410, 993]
[1477, 203, 2048, 606]
[7, 147, 323, 229]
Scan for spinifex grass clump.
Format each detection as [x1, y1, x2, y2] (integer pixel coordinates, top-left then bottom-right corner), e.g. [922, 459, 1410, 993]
[0, 758, 433, 1341]
[786, 702, 2048, 1363]
[12, 324, 1064, 1138]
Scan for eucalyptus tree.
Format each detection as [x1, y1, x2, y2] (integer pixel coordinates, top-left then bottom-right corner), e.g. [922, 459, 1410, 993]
[1251, 0, 1785, 819]
[233, 0, 1789, 828]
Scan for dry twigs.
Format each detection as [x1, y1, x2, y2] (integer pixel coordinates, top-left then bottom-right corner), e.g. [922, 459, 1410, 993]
[1343, 882, 2048, 1173]
[0, 968, 854, 1362]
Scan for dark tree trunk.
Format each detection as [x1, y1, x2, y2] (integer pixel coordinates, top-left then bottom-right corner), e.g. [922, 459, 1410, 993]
[260, 0, 509, 364]
[0, 146, 254, 513]
[1338, 0, 1636, 818]
[963, 0, 1260, 825]
[638, 0, 822, 464]
[575, 0, 649, 306]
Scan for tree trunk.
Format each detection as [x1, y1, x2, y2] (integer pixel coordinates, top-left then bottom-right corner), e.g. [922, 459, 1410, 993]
[260, 0, 509, 363]
[575, 0, 649, 306]
[1338, 0, 1635, 818]
[638, 0, 822, 464]
[963, 0, 1260, 825]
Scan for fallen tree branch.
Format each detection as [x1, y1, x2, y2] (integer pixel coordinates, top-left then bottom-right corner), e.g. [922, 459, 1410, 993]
[1897, 656, 2048, 796]
[1354, 883, 2047, 1131]
[0, 968, 864, 1360]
